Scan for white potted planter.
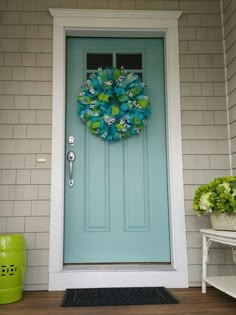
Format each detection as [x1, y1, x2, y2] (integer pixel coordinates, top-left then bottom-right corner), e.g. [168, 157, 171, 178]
[193, 176, 236, 231]
[210, 212, 236, 231]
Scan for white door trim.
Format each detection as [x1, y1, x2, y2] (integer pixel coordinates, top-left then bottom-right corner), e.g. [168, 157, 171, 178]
[49, 9, 188, 290]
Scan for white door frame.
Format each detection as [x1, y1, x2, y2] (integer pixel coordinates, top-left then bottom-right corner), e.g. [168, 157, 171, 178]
[49, 9, 188, 290]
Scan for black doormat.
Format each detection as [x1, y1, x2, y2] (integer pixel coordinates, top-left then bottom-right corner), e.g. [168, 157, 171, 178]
[61, 287, 178, 307]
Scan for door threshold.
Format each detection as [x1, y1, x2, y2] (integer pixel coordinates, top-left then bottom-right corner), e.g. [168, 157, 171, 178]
[63, 264, 175, 272]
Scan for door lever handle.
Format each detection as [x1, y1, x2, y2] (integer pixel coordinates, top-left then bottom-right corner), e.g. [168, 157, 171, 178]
[67, 151, 76, 187]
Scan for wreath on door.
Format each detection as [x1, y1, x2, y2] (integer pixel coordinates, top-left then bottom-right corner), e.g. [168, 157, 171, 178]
[77, 67, 151, 141]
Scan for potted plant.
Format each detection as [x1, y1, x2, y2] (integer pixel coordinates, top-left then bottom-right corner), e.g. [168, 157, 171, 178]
[193, 176, 236, 231]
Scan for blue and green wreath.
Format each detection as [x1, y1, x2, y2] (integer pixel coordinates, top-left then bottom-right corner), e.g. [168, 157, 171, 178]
[77, 67, 151, 141]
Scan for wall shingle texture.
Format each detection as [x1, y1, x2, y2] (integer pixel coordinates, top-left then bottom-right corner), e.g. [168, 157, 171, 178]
[223, 0, 236, 171]
[0, 0, 232, 289]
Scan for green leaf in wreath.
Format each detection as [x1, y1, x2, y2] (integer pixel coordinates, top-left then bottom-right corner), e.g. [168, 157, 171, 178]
[92, 121, 100, 129]
[113, 68, 122, 80]
[111, 105, 120, 116]
[137, 99, 148, 108]
[98, 93, 109, 102]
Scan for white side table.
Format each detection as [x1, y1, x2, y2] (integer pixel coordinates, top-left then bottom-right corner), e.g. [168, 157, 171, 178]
[200, 229, 236, 298]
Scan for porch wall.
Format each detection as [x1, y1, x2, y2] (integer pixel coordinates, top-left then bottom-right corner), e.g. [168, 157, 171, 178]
[222, 0, 236, 173]
[0, 0, 233, 290]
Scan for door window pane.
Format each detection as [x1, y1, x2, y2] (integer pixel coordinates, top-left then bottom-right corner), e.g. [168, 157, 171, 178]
[87, 53, 113, 69]
[116, 54, 142, 69]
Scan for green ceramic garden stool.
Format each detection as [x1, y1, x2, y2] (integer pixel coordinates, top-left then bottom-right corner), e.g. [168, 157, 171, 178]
[0, 234, 26, 304]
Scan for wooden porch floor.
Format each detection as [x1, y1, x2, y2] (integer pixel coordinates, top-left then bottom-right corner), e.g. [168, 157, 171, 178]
[0, 288, 235, 315]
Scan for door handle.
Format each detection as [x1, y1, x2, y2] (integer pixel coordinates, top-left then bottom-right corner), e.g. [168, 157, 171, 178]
[67, 151, 76, 187]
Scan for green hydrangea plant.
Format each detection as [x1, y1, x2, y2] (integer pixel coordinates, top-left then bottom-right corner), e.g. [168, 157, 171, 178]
[193, 176, 236, 216]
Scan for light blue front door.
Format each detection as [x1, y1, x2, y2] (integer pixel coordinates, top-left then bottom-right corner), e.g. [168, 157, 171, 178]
[64, 37, 170, 264]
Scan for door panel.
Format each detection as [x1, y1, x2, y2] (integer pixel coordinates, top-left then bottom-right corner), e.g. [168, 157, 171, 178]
[64, 38, 170, 264]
